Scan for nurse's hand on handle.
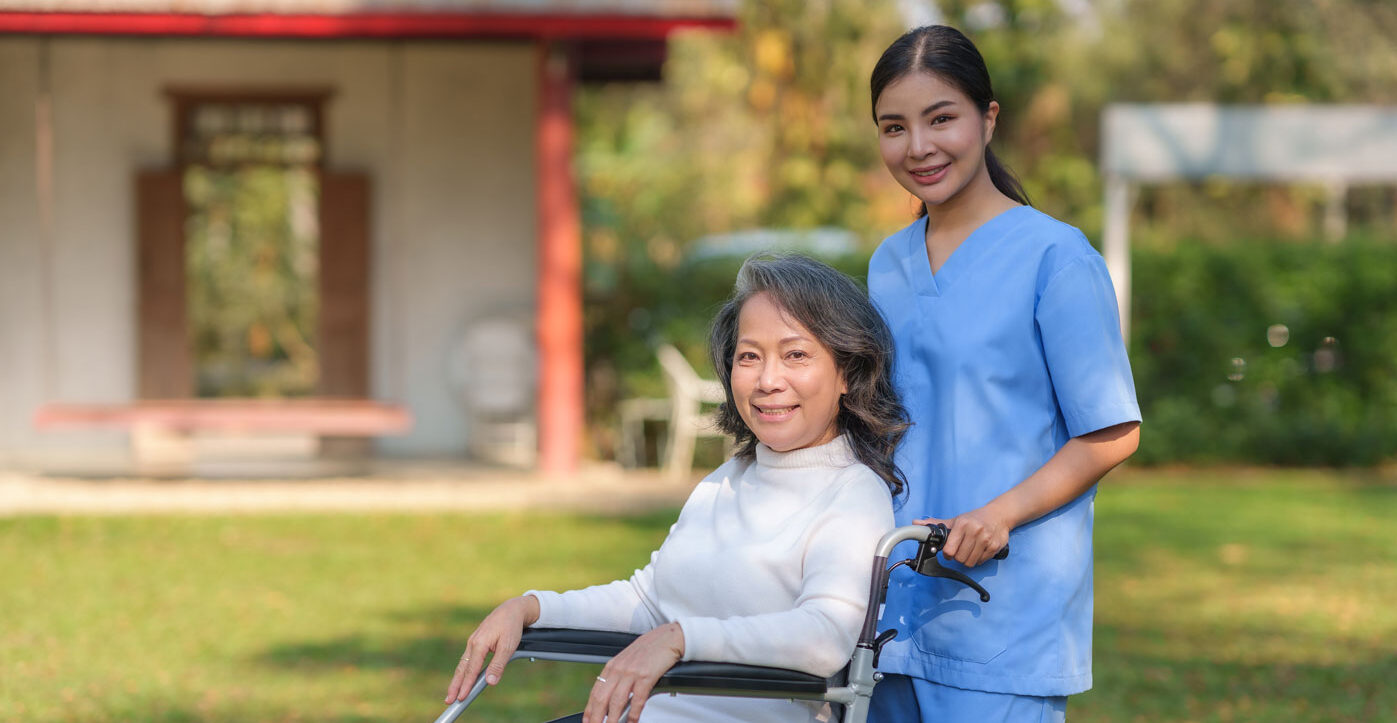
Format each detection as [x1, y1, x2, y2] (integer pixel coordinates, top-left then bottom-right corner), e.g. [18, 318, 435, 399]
[914, 509, 1010, 568]
[445, 594, 540, 703]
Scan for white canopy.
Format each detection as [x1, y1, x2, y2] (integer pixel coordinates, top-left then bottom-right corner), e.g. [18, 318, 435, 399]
[1100, 103, 1397, 337]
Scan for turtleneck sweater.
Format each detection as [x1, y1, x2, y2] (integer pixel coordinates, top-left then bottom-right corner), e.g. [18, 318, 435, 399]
[528, 435, 896, 722]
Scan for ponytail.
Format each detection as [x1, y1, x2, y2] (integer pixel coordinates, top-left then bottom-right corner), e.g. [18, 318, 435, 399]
[987, 148, 1030, 206]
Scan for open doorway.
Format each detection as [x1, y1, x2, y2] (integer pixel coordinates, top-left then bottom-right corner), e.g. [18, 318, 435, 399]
[176, 93, 326, 398]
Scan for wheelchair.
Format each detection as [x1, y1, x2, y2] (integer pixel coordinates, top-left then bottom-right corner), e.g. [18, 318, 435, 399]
[432, 523, 1005, 723]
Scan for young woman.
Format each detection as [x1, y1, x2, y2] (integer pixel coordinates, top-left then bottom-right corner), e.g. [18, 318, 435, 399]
[445, 254, 909, 723]
[864, 25, 1142, 723]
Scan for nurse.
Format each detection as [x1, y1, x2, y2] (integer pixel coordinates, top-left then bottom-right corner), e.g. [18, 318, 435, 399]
[864, 25, 1142, 723]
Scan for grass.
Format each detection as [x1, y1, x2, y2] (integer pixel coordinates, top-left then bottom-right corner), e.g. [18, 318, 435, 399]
[2, 468, 1394, 722]
[1080, 467, 1397, 722]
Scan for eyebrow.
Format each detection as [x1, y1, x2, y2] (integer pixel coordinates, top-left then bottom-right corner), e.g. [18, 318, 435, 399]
[736, 334, 814, 347]
[876, 99, 956, 123]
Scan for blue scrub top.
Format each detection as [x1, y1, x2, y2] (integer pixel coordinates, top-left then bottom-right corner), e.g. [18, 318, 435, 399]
[868, 206, 1141, 697]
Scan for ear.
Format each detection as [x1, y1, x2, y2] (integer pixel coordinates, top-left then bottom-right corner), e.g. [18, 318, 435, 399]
[838, 370, 849, 397]
[983, 100, 1000, 145]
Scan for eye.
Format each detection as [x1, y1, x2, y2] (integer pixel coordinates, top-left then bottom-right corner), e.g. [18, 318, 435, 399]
[786, 349, 810, 361]
[881, 123, 904, 135]
[930, 114, 954, 126]
[735, 351, 759, 363]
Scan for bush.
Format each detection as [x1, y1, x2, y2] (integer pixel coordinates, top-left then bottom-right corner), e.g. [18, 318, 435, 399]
[1130, 234, 1397, 466]
[586, 234, 1397, 467]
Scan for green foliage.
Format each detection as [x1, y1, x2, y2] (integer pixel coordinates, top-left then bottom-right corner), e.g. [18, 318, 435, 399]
[185, 166, 319, 398]
[1130, 235, 1397, 465]
[576, 0, 1397, 465]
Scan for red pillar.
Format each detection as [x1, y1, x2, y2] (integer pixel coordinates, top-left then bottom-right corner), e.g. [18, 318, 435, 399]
[535, 41, 583, 476]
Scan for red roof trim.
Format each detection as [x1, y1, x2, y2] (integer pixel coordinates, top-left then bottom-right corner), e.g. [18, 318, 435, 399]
[0, 11, 735, 39]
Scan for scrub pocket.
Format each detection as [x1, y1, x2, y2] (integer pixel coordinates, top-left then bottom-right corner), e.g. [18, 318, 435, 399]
[906, 561, 1010, 665]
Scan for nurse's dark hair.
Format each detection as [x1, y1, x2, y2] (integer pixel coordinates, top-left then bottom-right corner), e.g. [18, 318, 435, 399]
[870, 24, 1030, 212]
[708, 253, 909, 497]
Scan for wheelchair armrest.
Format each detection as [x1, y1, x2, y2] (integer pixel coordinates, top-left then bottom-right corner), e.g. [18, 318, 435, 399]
[519, 628, 842, 697]
[659, 661, 840, 696]
[518, 628, 641, 658]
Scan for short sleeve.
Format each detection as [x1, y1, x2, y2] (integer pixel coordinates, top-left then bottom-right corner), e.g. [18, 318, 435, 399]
[1035, 253, 1141, 437]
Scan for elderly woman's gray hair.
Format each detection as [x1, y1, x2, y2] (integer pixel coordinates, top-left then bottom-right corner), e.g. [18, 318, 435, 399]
[708, 254, 909, 496]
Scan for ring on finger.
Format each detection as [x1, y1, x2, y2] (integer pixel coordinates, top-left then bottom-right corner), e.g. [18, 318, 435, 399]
[596, 675, 607, 683]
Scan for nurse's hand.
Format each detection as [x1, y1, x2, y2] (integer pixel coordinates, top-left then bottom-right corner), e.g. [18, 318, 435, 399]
[915, 509, 1010, 568]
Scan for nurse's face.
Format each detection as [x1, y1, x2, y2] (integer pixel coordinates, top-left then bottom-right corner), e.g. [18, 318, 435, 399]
[875, 70, 998, 209]
[730, 292, 846, 453]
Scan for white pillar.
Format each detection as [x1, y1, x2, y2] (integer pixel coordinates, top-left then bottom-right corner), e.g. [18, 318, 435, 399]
[1323, 179, 1347, 243]
[1103, 173, 1135, 340]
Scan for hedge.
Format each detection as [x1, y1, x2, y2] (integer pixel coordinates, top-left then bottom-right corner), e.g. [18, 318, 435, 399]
[1130, 235, 1397, 466]
[586, 236, 1397, 467]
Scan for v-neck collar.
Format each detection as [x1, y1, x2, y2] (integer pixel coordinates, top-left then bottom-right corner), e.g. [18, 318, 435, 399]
[909, 205, 1030, 297]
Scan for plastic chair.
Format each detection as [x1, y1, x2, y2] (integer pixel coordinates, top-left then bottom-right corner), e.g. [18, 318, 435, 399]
[655, 344, 728, 482]
[451, 316, 537, 467]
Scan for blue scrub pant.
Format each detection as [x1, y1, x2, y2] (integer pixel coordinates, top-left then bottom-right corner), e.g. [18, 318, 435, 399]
[867, 674, 1067, 723]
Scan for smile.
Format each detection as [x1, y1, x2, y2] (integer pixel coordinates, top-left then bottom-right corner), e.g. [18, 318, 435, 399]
[909, 164, 949, 185]
[754, 404, 797, 418]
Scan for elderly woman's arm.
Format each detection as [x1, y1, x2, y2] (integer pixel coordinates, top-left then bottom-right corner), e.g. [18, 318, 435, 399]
[445, 551, 667, 704]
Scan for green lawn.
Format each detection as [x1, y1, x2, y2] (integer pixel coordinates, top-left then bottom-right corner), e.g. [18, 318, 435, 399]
[2, 469, 1393, 722]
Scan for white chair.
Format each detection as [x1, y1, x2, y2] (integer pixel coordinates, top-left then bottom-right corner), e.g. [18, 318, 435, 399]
[656, 344, 728, 482]
[451, 316, 537, 468]
[616, 396, 671, 469]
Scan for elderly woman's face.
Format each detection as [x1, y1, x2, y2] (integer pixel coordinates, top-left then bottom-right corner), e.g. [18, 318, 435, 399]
[730, 292, 846, 453]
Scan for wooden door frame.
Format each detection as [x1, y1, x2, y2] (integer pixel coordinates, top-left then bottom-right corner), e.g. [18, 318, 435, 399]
[138, 87, 369, 401]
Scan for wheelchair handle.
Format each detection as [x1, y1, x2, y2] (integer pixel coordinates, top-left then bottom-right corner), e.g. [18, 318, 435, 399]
[857, 524, 1008, 647]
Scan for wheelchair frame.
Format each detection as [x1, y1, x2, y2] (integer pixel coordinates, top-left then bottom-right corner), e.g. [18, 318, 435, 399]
[432, 523, 1003, 723]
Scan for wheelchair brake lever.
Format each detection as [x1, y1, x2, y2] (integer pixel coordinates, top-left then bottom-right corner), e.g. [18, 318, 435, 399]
[911, 524, 996, 603]
[913, 550, 992, 602]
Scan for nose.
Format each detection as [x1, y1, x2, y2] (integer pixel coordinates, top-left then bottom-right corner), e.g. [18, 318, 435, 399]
[908, 126, 936, 160]
[756, 358, 786, 392]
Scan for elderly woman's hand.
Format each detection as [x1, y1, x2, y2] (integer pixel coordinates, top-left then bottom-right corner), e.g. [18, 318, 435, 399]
[583, 622, 685, 723]
[445, 595, 540, 703]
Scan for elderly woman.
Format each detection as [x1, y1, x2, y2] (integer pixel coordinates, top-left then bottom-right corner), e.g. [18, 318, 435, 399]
[445, 254, 909, 723]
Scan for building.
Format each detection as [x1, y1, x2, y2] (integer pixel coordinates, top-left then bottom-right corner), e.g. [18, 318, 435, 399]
[0, 0, 736, 474]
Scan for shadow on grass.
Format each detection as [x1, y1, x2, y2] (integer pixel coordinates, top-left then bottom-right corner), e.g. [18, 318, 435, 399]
[254, 603, 495, 674]
[74, 709, 386, 723]
[249, 602, 601, 721]
[253, 602, 1397, 723]
[249, 508, 678, 674]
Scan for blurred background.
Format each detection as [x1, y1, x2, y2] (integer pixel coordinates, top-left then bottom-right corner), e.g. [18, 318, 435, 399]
[577, 0, 1397, 470]
[1, 1, 1395, 722]
[4, 0, 1395, 477]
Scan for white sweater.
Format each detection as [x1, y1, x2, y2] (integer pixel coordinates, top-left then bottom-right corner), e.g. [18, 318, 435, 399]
[528, 435, 896, 723]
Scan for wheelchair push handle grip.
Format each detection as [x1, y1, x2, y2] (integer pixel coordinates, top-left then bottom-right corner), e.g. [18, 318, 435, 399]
[913, 524, 1008, 602]
[924, 523, 1009, 560]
